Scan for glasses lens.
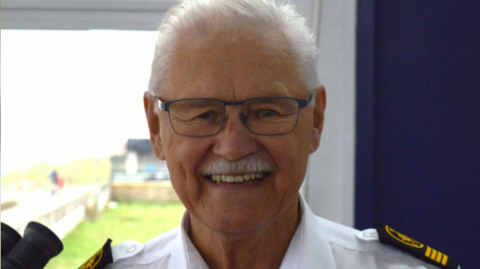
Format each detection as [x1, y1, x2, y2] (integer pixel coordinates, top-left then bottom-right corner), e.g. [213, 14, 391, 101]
[168, 99, 224, 136]
[244, 98, 299, 135]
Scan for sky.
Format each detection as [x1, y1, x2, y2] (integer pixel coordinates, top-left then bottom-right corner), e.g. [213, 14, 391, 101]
[1, 30, 158, 175]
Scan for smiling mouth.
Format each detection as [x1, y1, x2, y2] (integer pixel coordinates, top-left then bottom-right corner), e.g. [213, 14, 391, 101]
[206, 173, 269, 184]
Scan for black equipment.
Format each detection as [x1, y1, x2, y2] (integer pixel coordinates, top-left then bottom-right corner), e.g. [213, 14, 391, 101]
[1, 221, 64, 269]
[1, 222, 22, 256]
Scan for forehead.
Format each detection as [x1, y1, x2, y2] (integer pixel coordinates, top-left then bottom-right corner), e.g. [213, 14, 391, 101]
[163, 28, 308, 101]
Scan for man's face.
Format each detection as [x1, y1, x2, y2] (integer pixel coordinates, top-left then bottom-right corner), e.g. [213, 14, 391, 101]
[146, 30, 326, 233]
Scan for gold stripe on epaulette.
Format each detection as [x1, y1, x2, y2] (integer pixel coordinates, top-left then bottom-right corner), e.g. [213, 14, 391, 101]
[425, 246, 432, 257]
[436, 252, 443, 263]
[442, 254, 449, 265]
[431, 249, 437, 260]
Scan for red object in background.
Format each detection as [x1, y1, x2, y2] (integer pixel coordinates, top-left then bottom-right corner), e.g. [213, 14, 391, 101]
[57, 176, 64, 189]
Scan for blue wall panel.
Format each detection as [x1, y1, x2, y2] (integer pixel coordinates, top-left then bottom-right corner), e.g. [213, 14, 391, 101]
[356, 1, 480, 268]
[355, 0, 376, 231]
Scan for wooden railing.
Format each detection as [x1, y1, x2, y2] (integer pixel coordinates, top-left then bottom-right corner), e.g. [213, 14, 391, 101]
[1, 183, 111, 239]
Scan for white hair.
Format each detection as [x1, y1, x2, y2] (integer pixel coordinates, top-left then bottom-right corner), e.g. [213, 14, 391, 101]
[148, 0, 318, 94]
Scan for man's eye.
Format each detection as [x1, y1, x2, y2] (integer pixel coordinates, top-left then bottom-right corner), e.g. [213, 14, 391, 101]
[196, 112, 212, 119]
[258, 109, 279, 117]
[192, 111, 222, 120]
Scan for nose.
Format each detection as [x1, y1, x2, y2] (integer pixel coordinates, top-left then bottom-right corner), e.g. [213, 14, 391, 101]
[212, 106, 257, 161]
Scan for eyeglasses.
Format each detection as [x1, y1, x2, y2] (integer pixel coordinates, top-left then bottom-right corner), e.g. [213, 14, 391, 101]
[152, 92, 314, 137]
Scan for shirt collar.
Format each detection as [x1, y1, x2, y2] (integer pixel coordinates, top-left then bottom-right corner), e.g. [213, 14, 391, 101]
[168, 194, 337, 269]
[166, 211, 192, 269]
[279, 194, 337, 268]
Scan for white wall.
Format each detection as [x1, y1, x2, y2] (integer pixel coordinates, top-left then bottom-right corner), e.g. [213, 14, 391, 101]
[295, 0, 357, 227]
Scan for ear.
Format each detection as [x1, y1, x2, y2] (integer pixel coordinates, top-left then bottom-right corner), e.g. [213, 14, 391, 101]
[309, 85, 327, 153]
[144, 92, 166, 160]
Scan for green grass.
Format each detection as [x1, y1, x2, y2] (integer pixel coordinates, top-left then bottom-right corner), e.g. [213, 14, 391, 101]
[46, 202, 185, 269]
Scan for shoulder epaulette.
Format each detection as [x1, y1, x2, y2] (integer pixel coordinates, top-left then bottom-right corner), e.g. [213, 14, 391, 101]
[78, 239, 113, 269]
[376, 222, 460, 269]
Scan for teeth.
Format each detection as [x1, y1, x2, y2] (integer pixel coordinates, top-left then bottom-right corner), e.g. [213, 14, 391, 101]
[208, 173, 268, 184]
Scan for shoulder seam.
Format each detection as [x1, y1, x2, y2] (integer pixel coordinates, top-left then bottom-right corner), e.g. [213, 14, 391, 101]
[329, 241, 436, 268]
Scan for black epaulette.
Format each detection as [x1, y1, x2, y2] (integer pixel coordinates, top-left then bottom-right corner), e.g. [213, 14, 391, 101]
[78, 239, 114, 269]
[376, 222, 460, 269]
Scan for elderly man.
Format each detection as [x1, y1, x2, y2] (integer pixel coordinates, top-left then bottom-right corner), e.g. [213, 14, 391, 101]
[108, 1, 455, 269]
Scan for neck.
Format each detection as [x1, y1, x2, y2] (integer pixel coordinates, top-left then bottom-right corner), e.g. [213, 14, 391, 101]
[187, 197, 301, 269]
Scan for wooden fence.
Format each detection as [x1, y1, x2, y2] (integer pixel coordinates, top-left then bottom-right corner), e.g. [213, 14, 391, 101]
[1, 183, 111, 239]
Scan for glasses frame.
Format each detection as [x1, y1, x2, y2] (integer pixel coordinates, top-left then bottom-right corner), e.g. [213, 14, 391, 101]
[151, 92, 314, 137]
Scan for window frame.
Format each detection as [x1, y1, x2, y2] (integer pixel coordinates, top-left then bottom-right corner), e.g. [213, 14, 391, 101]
[1, 0, 177, 30]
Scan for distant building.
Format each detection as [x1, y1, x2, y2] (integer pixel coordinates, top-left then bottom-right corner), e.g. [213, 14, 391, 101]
[110, 139, 169, 182]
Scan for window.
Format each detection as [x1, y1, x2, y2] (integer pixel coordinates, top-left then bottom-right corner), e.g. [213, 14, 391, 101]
[1, 29, 158, 174]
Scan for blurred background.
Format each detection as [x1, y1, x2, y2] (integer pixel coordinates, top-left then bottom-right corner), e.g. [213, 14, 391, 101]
[1, 0, 479, 268]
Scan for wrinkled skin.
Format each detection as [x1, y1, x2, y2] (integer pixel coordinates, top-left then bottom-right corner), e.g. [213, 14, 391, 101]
[144, 29, 326, 269]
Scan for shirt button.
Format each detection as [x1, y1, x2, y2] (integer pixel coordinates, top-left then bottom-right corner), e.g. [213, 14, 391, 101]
[363, 231, 372, 237]
[127, 246, 136, 253]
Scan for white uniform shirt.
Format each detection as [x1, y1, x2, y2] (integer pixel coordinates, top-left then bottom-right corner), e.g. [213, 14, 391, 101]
[107, 196, 438, 269]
